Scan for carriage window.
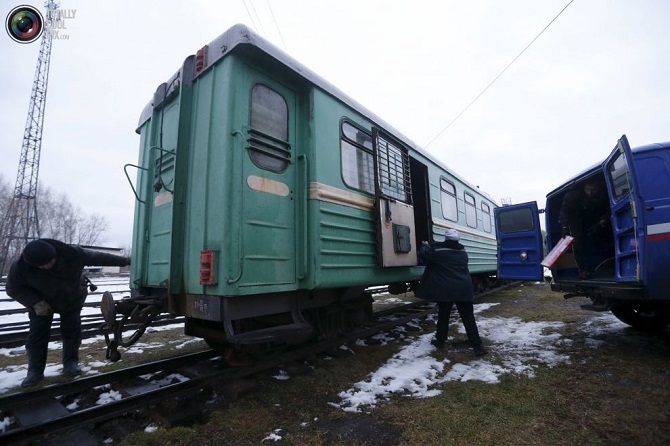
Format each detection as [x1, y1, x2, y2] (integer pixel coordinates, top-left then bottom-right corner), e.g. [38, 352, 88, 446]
[440, 179, 458, 221]
[499, 207, 534, 233]
[481, 202, 492, 232]
[341, 121, 374, 194]
[607, 152, 631, 201]
[248, 84, 290, 173]
[464, 192, 477, 228]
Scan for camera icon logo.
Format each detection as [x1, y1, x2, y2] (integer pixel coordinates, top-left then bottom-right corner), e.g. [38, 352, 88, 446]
[5, 5, 44, 44]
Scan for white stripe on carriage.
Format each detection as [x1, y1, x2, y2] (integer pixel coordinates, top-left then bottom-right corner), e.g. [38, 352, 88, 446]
[308, 182, 496, 242]
[247, 175, 290, 197]
[647, 222, 670, 235]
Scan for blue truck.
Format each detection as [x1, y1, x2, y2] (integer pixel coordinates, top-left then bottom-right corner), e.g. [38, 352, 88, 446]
[495, 135, 670, 330]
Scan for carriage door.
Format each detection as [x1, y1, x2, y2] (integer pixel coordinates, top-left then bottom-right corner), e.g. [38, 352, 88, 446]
[372, 128, 417, 267]
[238, 73, 297, 286]
[603, 135, 645, 282]
[146, 99, 180, 286]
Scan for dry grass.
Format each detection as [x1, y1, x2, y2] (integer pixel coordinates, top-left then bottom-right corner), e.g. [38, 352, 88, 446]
[5, 283, 670, 445]
[118, 283, 670, 446]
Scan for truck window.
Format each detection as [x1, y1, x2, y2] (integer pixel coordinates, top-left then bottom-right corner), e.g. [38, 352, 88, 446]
[499, 207, 534, 233]
[607, 153, 631, 201]
[636, 156, 670, 201]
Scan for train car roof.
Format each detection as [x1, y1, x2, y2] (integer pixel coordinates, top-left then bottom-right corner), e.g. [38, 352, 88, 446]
[137, 24, 496, 204]
[546, 139, 670, 197]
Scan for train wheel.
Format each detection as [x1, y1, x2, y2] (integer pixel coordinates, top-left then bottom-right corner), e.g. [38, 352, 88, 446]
[610, 305, 670, 331]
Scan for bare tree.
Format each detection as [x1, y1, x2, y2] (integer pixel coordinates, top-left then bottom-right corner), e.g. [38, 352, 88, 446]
[76, 214, 109, 246]
[0, 176, 12, 242]
[36, 185, 109, 245]
[0, 174, 113, 274]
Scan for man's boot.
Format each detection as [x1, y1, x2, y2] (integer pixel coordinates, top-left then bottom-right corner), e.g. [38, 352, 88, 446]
[22, 346, 47, 387]
[62, 339, 82, 377]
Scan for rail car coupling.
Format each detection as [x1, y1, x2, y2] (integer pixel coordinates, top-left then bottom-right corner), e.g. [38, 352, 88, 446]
[100, 291, 164, 362]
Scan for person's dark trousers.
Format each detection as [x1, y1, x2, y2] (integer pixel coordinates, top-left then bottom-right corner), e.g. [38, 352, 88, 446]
[454, 301, 483, 347]
[569, 221, 591, 276]
[435, 302, 453, 345]
[435, 301, 483, 347]
[23, 311, 53, 387]
[60, 309, 83, 376]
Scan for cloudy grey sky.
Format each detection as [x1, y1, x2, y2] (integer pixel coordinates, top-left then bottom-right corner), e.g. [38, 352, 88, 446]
[1, 0, 669, 247]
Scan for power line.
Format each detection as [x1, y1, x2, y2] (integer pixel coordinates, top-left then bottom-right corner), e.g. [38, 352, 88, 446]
[248, 0, 267, 36]
[265, 0, 287, 51]
[424, 0, 575, 148]
[240, 0, 260, 33]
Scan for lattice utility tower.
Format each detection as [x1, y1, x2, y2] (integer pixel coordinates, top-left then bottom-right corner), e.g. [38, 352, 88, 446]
[0, 0, 60, 275]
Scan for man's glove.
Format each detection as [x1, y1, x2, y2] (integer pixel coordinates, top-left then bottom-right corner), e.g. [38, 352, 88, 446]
[33, 300, 54, 316]
[125, 256, 131, 266]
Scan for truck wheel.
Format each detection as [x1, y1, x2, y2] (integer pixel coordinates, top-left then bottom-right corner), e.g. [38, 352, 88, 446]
[610, 305, 670, 331]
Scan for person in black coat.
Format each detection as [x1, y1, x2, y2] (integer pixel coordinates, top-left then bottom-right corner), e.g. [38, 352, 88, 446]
[416, 229, 487, 356]
[6, 239, 130, 387]
[559, 179, 610, 279]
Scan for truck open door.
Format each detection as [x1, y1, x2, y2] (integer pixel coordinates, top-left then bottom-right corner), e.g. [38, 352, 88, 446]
[372, 128, 417, 267]
[494, 202, 544, 281]
[603, 134, 645, 282]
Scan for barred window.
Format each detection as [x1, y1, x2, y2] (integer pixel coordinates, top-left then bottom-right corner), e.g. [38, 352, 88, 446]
[341, 121, 374, 194]
[440, 179, 458, 221]
[374, 132, 411, 202]
[465, 192, 477, 228]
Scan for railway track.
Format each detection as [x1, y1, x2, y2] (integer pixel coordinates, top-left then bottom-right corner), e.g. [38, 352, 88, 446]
[0, 286, 393, 349]
[0, 313, 184, 350]
[0, 284, 183, 349]
[0, 299, 438, 445]
[0, 284, 510, 445]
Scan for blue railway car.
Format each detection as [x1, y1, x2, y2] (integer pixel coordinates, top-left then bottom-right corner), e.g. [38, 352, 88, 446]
[495, 135, 670, 330]
[104, 24, 499, 359]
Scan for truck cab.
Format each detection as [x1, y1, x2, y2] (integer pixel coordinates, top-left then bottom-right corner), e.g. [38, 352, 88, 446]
[495, 135, 670, 330]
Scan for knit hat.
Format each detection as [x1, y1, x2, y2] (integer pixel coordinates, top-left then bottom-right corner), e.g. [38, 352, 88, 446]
[22, 240, 56, 267]
[444, 229, 460, 242]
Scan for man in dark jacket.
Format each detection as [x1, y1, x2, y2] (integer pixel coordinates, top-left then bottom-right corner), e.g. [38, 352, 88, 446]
[417, 229, 487, 356]
[6, 239, 130, 387]
[559, 179, 610, 279]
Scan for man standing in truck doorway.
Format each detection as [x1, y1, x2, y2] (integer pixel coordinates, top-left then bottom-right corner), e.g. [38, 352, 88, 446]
[559, 179, 610, 280]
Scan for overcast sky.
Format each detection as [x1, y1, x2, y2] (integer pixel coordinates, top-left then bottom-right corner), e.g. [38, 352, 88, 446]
[1, 0, 669, 247]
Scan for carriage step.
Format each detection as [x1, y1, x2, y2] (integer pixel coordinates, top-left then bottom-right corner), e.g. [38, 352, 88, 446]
[229, 322, 313, 344]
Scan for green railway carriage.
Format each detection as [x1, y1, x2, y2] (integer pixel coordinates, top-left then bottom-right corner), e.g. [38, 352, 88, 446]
[118, 24, 498, 353]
